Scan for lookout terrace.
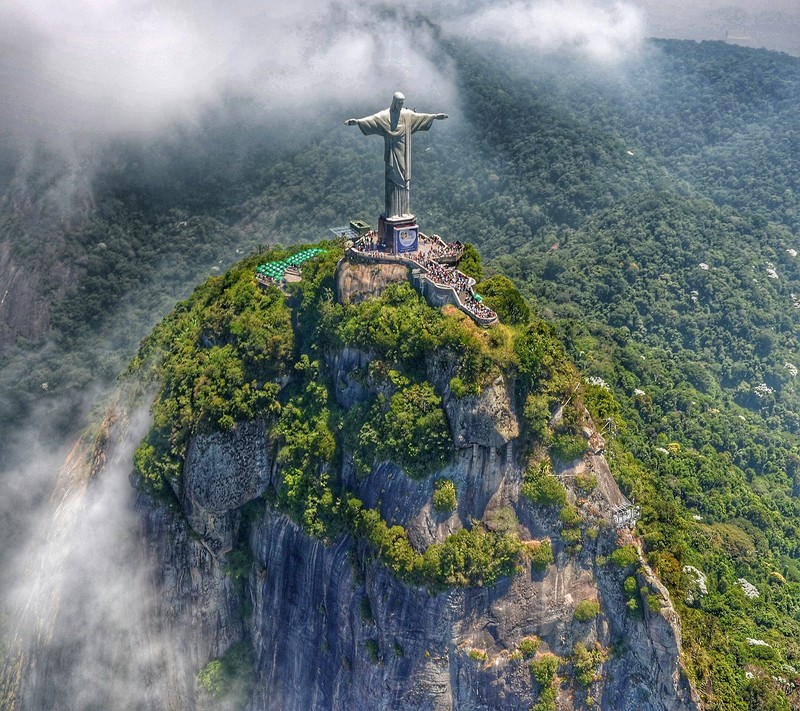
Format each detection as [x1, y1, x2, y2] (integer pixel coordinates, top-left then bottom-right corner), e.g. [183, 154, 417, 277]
[335, 223, 499, 326]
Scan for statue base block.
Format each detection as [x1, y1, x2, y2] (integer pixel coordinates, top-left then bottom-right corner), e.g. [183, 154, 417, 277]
[379, 214, 419, 255]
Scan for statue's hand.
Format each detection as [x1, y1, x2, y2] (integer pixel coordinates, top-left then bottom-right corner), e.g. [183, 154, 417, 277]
[344, 118, 357, 126]
[435, 113, 448, 120]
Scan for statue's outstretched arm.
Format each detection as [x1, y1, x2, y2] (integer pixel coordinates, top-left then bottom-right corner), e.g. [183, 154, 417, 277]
[344, 118, 358, 126]
[434, 113, 448, 120]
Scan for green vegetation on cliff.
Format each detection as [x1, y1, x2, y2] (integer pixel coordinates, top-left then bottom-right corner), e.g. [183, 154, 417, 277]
[343, 381, 451, 480]
[130, 249, 296, 492]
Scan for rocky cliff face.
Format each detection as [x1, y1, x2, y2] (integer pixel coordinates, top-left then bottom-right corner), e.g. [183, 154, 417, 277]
[0, 237, 76, 353]
[0, 172, 93, 354]
[129, 345, 698, 710]
[336, 260, 411, 305]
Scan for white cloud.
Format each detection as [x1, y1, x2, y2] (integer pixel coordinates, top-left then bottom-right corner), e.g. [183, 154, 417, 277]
[446, 0, 646, 64]
[1, 401, 187, 706]
[0, 1, 456, 147]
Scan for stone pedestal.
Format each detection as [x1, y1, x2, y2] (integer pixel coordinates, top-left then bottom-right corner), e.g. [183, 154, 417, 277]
[379, 214, 419, 255]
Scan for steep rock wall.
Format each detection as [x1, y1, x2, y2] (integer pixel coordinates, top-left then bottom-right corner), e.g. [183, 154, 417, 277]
[336, 260, 410, 305]
[123, 344, 701, 710]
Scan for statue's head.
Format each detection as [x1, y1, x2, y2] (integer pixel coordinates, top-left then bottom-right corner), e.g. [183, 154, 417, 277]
[391, 92, 405, 111]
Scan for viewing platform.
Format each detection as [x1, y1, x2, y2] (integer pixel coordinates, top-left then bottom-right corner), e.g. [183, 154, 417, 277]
[345, 232, 498, 326]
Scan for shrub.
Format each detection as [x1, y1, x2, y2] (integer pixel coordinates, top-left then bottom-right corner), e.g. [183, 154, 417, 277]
[345, 382, 452, 480]
[574, 599, 601, 622]
[530, 654, 559, 687]
[523, 393, 552, 444]
[468, 648, 488, 662]
[449, 376, 469, 398]
[486, 506, 519, 533]
[359, 595, 374, 624]
[224, 544, 253, 593]
[196, 641, 253, 701]
[518, 636, 541, 658]
[533, 687, 557, 711]
[750, 644, 777, 661]
[575, 472, 598, 493]
[559, 504, 582, 527]
[475, 274, 531, 325]
[429, 527, 522, 587]
[197, 660, 224, 698]
[346, 496, 522, 589]
[523, 475, 567, 507]
[527, 539, 554, 572]
[366, 639, 380, 664]
[572, 642, 605, 687]
[562, 527, 582, 545]
[458, 243, 485, 282]
[533, 688, 557, 711]
[433, 478, 458, 513]
[522, 461, 567, 507]
[551, 433, 586, 462]
[610, 545, 639, 568]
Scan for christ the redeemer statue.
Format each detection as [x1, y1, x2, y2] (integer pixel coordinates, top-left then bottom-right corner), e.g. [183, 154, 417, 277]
[345, 92, 447, 219]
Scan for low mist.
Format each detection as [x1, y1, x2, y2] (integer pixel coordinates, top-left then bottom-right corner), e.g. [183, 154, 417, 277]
[1, 401, 185, 710]
[446, 0, 645, 65]
[0, 1, 457, 152]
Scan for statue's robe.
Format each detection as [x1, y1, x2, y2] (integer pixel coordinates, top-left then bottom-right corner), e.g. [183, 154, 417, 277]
[354, 108, 437, 218]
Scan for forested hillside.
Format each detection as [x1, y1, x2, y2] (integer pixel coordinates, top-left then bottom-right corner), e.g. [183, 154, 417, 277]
[0, 33, 799, 709]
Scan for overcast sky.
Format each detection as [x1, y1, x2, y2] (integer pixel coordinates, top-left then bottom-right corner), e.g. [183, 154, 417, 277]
[0, 0, 797, 153]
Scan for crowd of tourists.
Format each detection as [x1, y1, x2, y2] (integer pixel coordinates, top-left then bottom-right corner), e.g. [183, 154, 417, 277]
[426, 238, 463, 260]
[463, 293, 496, 321]
[419, 256, 471, 292]
[419, 256, 496, 322]
[354, 230, 382, 252]
[348, 232, 495, 322]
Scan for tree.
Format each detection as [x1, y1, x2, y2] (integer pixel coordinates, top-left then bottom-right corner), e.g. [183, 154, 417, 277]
[475, 274, 531, 325]
[458, 242, 484, 282]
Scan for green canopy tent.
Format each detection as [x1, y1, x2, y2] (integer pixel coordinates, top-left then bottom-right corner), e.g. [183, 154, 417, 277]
[255, 249, 327, 283]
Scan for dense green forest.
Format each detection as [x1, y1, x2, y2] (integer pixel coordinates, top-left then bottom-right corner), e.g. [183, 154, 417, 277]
[1, 32, 799, 709]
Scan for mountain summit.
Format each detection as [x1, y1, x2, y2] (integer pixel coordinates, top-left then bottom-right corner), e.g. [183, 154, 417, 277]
[82, 243, 696, 710]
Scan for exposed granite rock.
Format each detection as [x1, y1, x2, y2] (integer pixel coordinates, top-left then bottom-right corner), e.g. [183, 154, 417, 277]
[184, 419, 273, 512]
[240, 503, 697, 711]
[182, 419, 273, 554]
[426, 353, 520, 450]
[346, 445, 512, 552]
[444, 376, 519, 449]
[327, 347, 373, 409]
[598, 535, 699, 710]
[336, 260, 410, 304]
[138, 491, 247, 711]
[129, 347, 697, 710]
[246, 512, 550, 711]
[42, 339, 697, 711]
